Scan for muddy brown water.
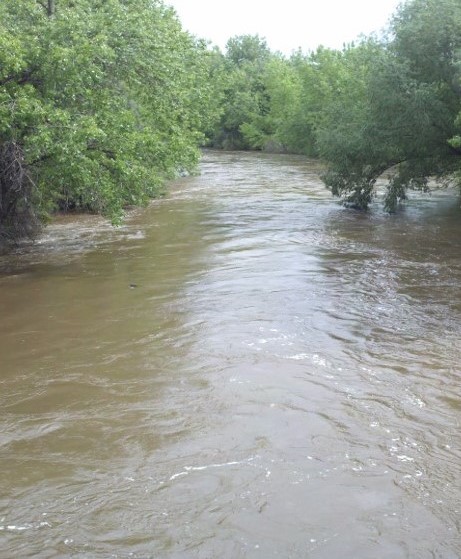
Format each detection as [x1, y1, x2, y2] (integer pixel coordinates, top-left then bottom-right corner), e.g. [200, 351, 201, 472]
[0, 150, 460, 558]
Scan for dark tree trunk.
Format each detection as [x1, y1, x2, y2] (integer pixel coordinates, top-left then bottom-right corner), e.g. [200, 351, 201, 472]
[47, 0, 55, 17]
[37, 0, 55, 17]
[0, 141, 41, 247]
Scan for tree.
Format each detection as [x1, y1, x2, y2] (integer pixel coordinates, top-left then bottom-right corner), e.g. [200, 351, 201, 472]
[262, 56, 303, 153]
[316, 40, 393, 209]
[319, 0, 461, 210]
[208, 35, 274, 150]
[0, 0, 216, 246]
[284, 46, 369, 157]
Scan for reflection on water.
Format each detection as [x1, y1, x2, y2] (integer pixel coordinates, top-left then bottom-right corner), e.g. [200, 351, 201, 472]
[0, 150, 460, 558]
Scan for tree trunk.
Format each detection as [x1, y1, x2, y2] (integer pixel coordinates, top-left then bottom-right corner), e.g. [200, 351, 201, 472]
[0, 141, 41, 246]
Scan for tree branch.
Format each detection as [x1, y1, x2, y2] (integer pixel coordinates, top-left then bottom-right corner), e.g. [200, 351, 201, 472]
[36, 0, 55, 17]
[0, 68, 42, 88]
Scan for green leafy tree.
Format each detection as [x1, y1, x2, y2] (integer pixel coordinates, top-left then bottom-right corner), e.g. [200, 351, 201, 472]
[315, 40, 391, 208]
[0, 0, 216, 245]
[209, 35, 274, 150]
[259, 55, 304, 153]
[319, 0, 461, 210]
[284, 46, 363, 156]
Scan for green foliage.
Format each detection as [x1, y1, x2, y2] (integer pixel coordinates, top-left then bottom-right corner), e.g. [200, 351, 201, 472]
[207, 35, 275, 150]
[319, 0, 461, 210]
[261, 57, 303, 152]
[315, 41, 395, 208]
[207, 0, 461, 213]
[0, 0, 216, 243]
[225, 35, 272, 67]
[285, 45, 375, 156]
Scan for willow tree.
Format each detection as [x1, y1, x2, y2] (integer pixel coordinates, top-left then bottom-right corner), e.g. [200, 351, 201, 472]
[0, 0, 216, 245]
[318, 0, 461, 210]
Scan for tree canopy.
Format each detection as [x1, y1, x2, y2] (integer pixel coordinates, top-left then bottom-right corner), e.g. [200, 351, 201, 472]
[0, 0, 217, 245]
[318, 0, 461, 210]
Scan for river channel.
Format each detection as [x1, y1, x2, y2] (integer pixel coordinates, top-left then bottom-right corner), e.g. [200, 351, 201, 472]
[0, 150, 460, 558]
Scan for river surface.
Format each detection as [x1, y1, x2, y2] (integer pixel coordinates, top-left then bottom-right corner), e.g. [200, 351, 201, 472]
[0, 150, 460, 558]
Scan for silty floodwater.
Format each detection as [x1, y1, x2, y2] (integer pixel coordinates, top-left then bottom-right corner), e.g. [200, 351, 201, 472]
[0, 150, 460, 558]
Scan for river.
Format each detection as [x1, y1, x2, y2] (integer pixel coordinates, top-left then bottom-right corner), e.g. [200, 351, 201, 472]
[0, 150, 460, 558]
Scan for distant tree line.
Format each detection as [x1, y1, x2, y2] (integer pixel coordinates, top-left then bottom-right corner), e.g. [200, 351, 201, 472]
[1, 0, 461, 247]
